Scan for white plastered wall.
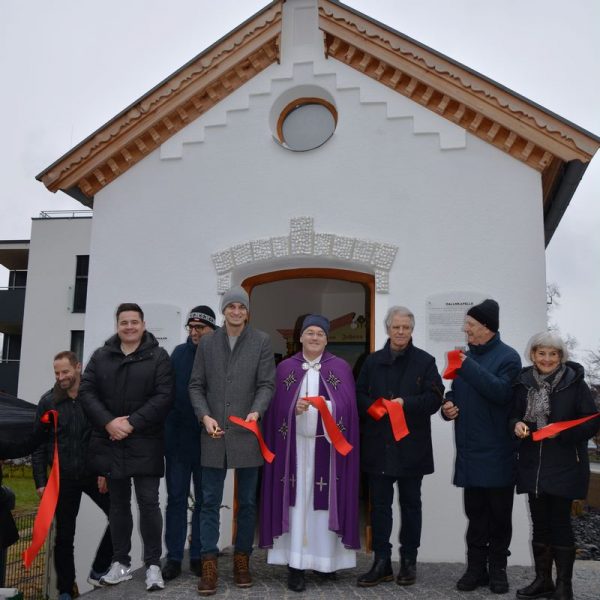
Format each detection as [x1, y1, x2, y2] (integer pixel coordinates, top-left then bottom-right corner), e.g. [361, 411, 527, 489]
[74, 0, 548, 571]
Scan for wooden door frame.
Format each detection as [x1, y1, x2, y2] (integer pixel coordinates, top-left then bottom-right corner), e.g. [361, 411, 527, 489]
[241, 267, 375, 354]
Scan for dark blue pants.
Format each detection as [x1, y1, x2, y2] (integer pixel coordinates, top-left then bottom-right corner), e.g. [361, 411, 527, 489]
[108, 476, 162, 567]
[199, 467, 258, 557]
[464, 486, 514, 565]
[369, 473, 423, 560]
[54, 476, 112, 594]
[164, 454, 202, 562]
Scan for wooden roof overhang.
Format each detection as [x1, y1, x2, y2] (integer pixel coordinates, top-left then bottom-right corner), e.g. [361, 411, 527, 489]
[37, 0, 599, 244]
[319, 0, 600, 244]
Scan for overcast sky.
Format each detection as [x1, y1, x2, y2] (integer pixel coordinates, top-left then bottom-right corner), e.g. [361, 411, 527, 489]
[1, 0, 598, 358]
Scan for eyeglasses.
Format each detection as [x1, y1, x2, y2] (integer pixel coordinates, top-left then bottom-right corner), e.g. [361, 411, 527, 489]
[303, 330, 326, 338]
[186, 323, 209, 332]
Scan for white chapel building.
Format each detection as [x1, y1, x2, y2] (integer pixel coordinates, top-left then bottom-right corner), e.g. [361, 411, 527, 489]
[23, 0, 600, 589]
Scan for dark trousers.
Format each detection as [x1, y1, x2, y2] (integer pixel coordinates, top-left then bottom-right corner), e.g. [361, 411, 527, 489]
[54, 476, 112, 594]
[108, 476, 162, 567]
[199, 466, 258, 557]
[165, 454, 202, 562]
[369, 473, 423, 560]
[528, 493, 573, 546]
[464, 486, 514, 566]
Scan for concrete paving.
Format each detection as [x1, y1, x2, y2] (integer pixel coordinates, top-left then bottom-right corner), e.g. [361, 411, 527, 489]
[86, 548, 600, 600]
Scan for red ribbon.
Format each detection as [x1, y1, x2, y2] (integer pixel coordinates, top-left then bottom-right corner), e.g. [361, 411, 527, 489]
[443, 349, 463, 380]
[302, 396, 353, 456]
[23, 410, 59, 568]
[531, 412, 600, 442]
[367, 398, 410, 441]
[228, 416, 275, 463]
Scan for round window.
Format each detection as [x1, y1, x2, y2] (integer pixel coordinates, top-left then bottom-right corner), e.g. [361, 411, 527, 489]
[277, 98, 337, 152]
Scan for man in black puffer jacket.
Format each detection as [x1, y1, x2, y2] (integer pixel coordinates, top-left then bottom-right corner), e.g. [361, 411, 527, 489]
[80, 303, 172, 592]
[31, 350, 112, 600]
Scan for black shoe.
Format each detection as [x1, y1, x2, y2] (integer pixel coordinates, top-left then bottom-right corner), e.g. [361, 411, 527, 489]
[287, 566, 305, 592]
[161, 560, 181, 581]
[313, 570, 337, 580]
[356, 556, 394, 587]
[489, 564, 509, 594]
[190, 558, 202, 577]
[456, 567, 489, 591]
[396, 557, 417, 586]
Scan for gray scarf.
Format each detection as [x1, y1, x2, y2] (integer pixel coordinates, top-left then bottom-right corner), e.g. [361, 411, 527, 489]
[523, 364, 566, 428]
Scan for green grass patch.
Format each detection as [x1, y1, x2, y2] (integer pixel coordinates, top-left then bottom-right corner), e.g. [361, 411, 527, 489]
[2, 464, 40, 513]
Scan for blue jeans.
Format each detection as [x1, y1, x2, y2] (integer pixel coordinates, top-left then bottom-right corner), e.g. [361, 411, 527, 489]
[165, 455, 202, 562]
[369, 473, 423, 560]
[199, 466, 259, 557]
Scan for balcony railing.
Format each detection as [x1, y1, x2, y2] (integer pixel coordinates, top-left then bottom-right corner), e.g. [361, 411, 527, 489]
[39, 210, 93, 219]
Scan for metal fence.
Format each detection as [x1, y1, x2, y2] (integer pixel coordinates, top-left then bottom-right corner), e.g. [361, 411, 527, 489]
[3, 511, 48, 600]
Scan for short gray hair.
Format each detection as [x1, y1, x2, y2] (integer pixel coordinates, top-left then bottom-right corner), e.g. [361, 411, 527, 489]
[525, 331, 570, 363]
[384, 306, 415, 330]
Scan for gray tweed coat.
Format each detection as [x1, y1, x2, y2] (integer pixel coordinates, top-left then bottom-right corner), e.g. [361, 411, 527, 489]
[188, 324, 275, 468]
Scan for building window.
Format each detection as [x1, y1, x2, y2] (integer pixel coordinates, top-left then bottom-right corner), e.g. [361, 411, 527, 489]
[1, 334, 21, 362]
[72, 255, 89, 313]
[70, 331, 85, 361]
[8, 270, 27, 289]
[276, 97, 337, 151]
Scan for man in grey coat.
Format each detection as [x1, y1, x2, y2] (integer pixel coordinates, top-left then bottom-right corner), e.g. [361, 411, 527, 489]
[189, 287, 275, 596]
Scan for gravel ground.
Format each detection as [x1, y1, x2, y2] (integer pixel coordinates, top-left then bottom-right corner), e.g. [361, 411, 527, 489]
[573, 507, 600, 560]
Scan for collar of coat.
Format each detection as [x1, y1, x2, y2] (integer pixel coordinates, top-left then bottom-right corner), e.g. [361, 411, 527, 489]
[468, 332, 501, 355]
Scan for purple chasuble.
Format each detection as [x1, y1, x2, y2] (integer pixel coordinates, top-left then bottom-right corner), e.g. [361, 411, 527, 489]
[259, 352, 360, 550]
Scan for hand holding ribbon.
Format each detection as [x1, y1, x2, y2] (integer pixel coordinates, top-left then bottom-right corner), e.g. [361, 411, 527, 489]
[367, 398, 410, 441]
[443, 349, 463, 380]
[302, 396, 353, 456]
[228, 415, 275, 463]
[23, 410, 59, 568]
[531, 412, 600, 442]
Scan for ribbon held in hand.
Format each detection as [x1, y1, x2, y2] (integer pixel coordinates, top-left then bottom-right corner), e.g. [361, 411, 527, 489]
[443, 349, 463, 380]
[531, 412, 600, 442]
[228, 416, 275, 463]
[367, 398, 410, 442]
[303, 396, 353, 456]
[23, 410, 59, 568]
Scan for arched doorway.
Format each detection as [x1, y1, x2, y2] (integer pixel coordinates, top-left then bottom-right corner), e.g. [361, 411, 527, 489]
[241, 268, 374, 549]
[242, 268, 375, 371]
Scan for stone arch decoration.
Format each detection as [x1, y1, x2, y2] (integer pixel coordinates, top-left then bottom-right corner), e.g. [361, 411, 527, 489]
[211, 217, 398, 294]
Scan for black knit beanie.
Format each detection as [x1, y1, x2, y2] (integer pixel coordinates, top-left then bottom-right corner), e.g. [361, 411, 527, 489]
[467, 299, 499, 333]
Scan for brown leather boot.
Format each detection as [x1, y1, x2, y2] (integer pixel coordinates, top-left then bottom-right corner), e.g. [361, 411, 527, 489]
[233, 551, 253, 588]
[197, 555, 218, 596]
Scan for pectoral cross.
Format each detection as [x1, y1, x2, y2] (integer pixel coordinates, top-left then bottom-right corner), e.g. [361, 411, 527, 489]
[290, 475, 296, 487]
[315, 477, 328, 492]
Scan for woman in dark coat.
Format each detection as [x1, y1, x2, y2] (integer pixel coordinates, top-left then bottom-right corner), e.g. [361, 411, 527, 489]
[510, 331, 599, 600]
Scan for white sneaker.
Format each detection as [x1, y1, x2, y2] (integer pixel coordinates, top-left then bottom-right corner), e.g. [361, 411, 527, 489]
[146, 565, 165, 591]
[100, 561, 132, 585]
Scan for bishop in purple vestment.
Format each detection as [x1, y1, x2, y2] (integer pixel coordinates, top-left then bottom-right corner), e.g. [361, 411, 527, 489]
[259, 315, 360, 592]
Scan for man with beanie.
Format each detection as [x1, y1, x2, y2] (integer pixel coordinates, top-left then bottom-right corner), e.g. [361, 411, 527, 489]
[189, 287, 275, 595]
[259, 315, 360, 592]
[442, 299, 521, 594]
[162, 306, 217, 581]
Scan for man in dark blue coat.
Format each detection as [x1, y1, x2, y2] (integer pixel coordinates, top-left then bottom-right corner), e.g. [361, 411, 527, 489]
[356, 306, 444, 588]
[442, 299, 521, 594]
[162, 306, 216, 581]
